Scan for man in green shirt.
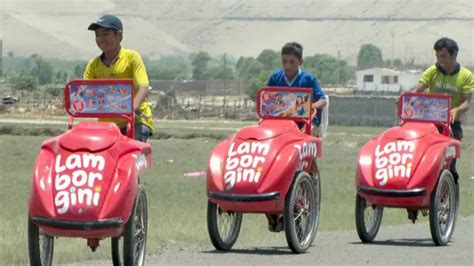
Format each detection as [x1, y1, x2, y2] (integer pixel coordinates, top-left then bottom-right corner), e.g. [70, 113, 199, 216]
[413, 37, 473, 180]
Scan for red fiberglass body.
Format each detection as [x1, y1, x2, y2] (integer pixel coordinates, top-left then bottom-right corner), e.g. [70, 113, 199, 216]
[28, 80, 152, 239]
[207, 87, 322, 213]
[355, 92, 460, 208]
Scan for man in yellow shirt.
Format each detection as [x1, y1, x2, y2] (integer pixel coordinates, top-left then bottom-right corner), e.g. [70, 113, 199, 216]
[83, 14, 154, 142]
[413, 37, 473, 181]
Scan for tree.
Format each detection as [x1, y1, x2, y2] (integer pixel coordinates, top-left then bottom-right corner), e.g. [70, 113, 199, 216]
[54, 70, 69, 83]
[256, 49, 280, 71]
[209, 53, 235, 79]
[30, 56, 53, 85]
[45, 84, 63, 97]
[235, 57, 264, 79]
[393, 58, 403, 69]
[207, 66, 234, 79]
[151, 67, 179, 80]
[74, 63, 86, 78]
[148, 55, 191, 80]
[18, 57, 34, 74]
[190, 51, 211, 80]
[246, 71, 272, 100]
[304, 54, 354, 85]
[383, 58, 404, 69]
[6, 72, 38, 94]
[357, 44, 384, 70]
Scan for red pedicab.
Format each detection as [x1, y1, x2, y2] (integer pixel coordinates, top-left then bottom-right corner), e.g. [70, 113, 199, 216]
[28, 79, 152, 265]
[206, 87, 323, 253]
[355, 92, 460, 245]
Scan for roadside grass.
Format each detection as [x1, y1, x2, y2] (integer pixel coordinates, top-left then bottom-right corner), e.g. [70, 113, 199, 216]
[0, 124, 473, 264]
[0, 118, 252, 140]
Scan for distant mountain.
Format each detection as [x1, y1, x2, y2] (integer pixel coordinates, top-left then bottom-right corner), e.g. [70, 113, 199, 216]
[1, 0, 473, 65]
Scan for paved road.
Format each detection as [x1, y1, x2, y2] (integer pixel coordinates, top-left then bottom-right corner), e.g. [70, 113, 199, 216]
[72, 216, 474, 265]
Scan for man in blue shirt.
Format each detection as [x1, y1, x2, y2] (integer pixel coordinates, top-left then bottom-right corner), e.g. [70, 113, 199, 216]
[267, 42, 327, 135]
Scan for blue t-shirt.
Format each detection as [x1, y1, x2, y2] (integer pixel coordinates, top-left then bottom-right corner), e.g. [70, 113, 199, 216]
[267, 69, 326, 125]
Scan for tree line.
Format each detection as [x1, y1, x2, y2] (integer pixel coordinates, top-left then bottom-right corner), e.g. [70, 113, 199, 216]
[2, 43, 426, 99]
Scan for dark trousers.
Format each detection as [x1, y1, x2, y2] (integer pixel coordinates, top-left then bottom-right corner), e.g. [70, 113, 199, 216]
[450, 121, 463, 181]
[120, 122, 152, 142]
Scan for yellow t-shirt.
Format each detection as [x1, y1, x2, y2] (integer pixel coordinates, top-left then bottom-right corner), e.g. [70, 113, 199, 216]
[419, 65, 474, 108]
[83, 48, 155, 133]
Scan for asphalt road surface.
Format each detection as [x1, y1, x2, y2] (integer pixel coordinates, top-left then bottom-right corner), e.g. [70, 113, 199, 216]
[71, 216, 473, 265]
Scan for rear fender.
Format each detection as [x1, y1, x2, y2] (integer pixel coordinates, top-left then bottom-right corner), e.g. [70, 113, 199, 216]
[292, 139, 321, 173]
[408, 139, 460, 190]
[99, 152, 141, 222]
[259, 139, 321, 197]
[257, 144, 298, 195]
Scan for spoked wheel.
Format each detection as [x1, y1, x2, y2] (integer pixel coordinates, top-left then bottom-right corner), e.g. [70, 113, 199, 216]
[430, 170, 456, 246]
[28, 218, 54, 266]
[112, 185, 148, 266]
[355, 194, 383, 243]
[207, 200, 243, 251]
[284, 172, 320, 254]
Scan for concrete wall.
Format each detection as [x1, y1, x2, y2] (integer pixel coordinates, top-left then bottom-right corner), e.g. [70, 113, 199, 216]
[328, 95, 474, 127]
[466, 102, 474, 125]
[149, 79, 242, 96]
[328, 95, 399, 127]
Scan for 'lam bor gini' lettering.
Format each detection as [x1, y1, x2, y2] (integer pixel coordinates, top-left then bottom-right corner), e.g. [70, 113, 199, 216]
[375, 140, 415, 186]
[54, 153, 106, 214]
[224, 142, 270, 190]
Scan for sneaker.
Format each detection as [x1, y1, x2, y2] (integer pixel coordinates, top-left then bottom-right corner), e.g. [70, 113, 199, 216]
[452, 171, 460, 182]
[268, 216, 284, 232]
[407, 209, 418, 224]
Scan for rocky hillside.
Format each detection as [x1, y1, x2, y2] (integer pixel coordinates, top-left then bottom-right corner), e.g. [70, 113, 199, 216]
[0, 0, 472, 65]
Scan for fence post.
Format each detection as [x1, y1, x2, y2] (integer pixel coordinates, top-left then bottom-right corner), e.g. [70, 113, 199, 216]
[223, 96, 227, 113]
[198, 95, 202, 119]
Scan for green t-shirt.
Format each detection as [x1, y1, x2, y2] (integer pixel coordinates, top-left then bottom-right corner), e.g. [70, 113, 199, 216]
[419, 65, 474, 108]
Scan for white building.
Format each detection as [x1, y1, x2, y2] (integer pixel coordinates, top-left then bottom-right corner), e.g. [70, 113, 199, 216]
[398, 70, 423, 92]
[356, 68, 422, 93]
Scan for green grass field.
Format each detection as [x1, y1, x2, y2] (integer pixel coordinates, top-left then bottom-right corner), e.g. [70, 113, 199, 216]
[0, 122, 473, 264]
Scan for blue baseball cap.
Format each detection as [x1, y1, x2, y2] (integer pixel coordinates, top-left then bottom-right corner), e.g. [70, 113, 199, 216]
[88, 14, 123, 31]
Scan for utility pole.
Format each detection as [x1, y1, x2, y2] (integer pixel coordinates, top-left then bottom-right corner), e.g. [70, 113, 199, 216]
[223, 53, 227, 92]
[336, 50, 341, 85]
[0, 39, 3, 78]
[390, 31, 395, 68]
[223, 53, 227, 115]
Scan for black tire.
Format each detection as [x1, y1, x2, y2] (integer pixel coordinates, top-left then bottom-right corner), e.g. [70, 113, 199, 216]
[112, 185, 148, 265]
[454, 183, 460, 227]
[111, 237, 121, 266]
[430, 170, 456, 246]
[28, 218, 54, 266]
[355, 194, 383, 243]
[284, 172, 320, 254]
[311, 168, 322, 235]
[207, 200, 243, 251]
